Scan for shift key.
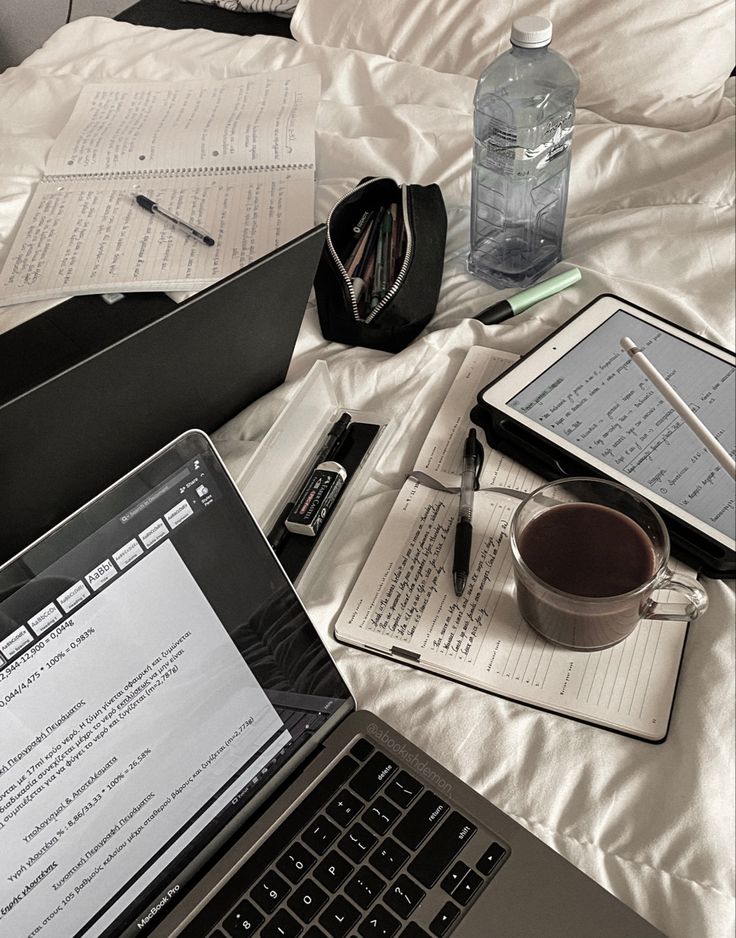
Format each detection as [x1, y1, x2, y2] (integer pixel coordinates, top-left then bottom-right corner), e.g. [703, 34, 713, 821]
[393, 792, 449, 851]
[407, 812, 477, 887]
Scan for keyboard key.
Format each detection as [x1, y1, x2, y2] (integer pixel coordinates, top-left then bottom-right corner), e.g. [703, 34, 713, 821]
[383, 875, 426, 920]
[338, 822, 377, 864]
[251, 870, 291, 914]
[303, 816, 341, 855]
[327, 790, 364, 827]
[429, 902, 460, 937]
[319, 895, 361, 938]
[209, 931, 227, 938]
[345, 866, 386, 910]
[392, 793, 449, 851]
[398, 927, 431, 938]
[349, 753, 398, 801]
[350, 738, 375, 762]
[453, 869, 483, 906]
[223, 898, 264, 935]
[288, 878, 329, 923]
[476, 841, 506, 877]
[369, 838, 409, 879]
[407, 812, 477, 888]
[440, 861, 469, 896]
[278, 842, 317, 884]
[282, 709, 303, 732]
[305, 928, 328, 938]
[384, 772, 423, 809]
[362, 796, 400, 836]
[314, 850, 353, 890]
[261, 908, 303, 938]
[200, 756, 358, 934]
[357, 905, 400, 938]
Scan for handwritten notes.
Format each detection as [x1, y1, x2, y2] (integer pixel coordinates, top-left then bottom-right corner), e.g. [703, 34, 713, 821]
[365, 481, 517, 661]
[0, 67, 320, 305]
[335, 347, 690, 740]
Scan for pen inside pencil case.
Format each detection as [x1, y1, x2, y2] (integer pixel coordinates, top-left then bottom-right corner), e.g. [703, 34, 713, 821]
[333, 183, 409, 323]
[356, 201, 403, 322]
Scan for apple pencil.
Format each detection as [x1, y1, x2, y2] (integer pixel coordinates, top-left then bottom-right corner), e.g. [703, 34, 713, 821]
[474, 267, 581, 325]
[621, 336, 736, 479]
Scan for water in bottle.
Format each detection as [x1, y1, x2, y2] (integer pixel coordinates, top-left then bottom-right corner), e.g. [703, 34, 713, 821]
[467, 16, 580, 289]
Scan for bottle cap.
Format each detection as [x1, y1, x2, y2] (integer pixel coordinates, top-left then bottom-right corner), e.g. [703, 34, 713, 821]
[511, 15, 552, 48]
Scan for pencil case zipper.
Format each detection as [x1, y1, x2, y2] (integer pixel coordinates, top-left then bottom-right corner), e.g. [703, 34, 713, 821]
[324, 177, 415, 324]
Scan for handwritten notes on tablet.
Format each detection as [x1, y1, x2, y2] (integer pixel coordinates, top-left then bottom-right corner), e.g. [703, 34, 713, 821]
[335, 346, 692, 740]
[508, 310, 735, 539]
[0, 67, 320, 306]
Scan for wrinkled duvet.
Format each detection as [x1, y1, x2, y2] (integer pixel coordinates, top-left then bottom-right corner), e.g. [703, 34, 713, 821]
[0, 16, 733, 938]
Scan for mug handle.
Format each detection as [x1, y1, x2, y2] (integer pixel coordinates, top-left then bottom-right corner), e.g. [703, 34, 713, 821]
[640, 568, 709, 621]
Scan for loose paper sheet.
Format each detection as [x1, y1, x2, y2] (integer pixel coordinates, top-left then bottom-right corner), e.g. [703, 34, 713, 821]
[335, 347, 689, 739]
[0, 67, 320, 305]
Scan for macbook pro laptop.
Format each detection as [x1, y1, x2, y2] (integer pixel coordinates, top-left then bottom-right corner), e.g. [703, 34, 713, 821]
[0, 225, 326, 565]
[0, 430, 665, 938]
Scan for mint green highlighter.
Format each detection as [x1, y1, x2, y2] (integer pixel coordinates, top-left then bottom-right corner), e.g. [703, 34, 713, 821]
[475, 266, 581, 324]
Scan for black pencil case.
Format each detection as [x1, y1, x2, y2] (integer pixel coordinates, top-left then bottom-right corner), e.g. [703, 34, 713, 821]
[314, 176, 447, 353]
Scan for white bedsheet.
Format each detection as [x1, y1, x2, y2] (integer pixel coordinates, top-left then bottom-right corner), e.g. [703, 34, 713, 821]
[0, 17, 733, 938]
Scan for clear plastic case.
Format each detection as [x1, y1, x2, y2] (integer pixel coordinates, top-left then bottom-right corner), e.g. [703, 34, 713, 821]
[237, 361, 392, 588]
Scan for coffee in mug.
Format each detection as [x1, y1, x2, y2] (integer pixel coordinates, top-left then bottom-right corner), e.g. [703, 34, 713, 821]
[510, 478, 708, 650]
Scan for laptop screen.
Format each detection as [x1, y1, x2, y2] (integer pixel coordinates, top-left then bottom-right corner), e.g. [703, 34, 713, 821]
[0, 431, 352, 938]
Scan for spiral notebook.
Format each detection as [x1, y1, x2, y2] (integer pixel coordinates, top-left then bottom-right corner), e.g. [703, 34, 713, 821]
[0, 66, 319, 306]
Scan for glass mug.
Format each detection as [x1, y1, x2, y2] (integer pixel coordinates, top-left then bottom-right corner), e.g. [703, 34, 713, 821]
[509, 477, 709, 651]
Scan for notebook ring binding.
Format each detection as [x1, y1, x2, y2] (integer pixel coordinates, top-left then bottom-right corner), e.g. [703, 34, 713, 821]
[43, 163, 314, 183]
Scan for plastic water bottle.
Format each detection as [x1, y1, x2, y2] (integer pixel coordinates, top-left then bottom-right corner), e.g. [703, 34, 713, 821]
[467, 16, 580, 289]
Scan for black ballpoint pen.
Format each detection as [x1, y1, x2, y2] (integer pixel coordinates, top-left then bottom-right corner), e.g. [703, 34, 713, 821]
[134, 194, 216, 246]
[268, 412, 352, 552]
[452, 428, 484, 597]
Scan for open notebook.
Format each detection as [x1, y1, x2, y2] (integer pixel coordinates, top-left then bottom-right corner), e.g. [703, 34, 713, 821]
[0, 66, 318, 306]
[334, 346, 690, 742]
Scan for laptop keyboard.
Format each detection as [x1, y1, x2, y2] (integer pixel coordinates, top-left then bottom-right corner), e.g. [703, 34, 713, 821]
[206, 737, 507, 938]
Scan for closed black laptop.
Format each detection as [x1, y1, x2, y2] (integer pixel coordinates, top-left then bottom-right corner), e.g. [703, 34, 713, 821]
[0, 225, 325, 565]
[0, 431, 665, 938]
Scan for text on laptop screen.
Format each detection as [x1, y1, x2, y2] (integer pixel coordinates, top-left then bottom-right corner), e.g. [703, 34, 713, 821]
[0, 432, 351, 938]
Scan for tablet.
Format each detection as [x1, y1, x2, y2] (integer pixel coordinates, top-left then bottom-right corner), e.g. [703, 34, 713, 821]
[474, 294, 735, 578]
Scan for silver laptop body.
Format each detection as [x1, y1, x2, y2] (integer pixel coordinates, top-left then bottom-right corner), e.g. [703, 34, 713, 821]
[0, 430, 664, 938]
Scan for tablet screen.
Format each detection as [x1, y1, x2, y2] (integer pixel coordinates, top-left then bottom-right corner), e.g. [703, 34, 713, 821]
[506, 309, 735, 543]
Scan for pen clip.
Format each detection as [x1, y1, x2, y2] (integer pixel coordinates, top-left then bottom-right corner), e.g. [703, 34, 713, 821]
[472, 437, 484, 490]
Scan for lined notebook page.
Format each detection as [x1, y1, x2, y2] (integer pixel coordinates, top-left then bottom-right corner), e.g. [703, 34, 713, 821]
[1, 172, 314, 302]
[45, 70, 319, 176]
[335, 347, 689, 740]
[0, 67, 319, 306]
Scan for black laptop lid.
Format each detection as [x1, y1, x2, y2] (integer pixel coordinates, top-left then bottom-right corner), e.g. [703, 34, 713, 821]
[0, 430, 352, 937]
[0, 225, 326, 564]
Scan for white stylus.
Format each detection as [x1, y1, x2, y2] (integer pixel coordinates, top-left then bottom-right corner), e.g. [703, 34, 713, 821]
[620, 336, 736, 479]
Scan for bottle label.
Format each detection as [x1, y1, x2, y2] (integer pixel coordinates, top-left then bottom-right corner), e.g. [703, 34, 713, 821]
[480, 109, 574, 177]
[541, 110, 574, 163]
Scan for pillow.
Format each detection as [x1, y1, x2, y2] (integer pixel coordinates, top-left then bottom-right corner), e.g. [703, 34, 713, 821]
[185, 0, 297, 16]
[291, 0, 735, 129]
